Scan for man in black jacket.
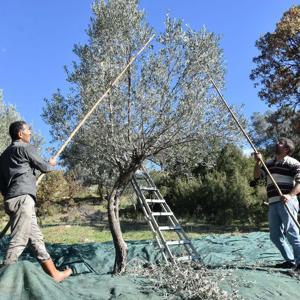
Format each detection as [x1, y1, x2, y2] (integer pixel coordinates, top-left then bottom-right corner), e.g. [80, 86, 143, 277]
[0, 121, 72, 281]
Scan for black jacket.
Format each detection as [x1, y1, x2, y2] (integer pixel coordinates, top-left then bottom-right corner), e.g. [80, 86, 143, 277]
[0, 140, 52, 200]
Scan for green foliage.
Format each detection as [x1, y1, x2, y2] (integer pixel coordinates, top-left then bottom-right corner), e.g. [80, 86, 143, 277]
[0, 90, 44, 153]
[155, 144, 267, 226]
[157, 175, 202, 217]
[0, 194, 5, 219]
[250, 109, 300, 160]
[41, 0, 246, 272]
[64, 170, 83, 203]
[0, 90, 22, 152]
[250, 5, 300, 109]
[37, 171, 68, 218]
[36, 171, 82, 221]
[250, 6, 300, 160]
[42, 0, 242, 187]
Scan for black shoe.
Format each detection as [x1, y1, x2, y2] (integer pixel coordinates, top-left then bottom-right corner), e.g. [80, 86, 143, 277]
[274, 261, 295, 269]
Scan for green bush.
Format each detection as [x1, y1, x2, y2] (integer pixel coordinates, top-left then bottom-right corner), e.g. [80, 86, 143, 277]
[36, 171, 69, 219]
[0, 194, 6, 218]
[36, 170, 84, 222]
[154, 144, 268, 226]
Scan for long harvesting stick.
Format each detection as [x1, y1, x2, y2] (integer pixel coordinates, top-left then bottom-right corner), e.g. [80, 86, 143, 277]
[0, 34, 155, 239]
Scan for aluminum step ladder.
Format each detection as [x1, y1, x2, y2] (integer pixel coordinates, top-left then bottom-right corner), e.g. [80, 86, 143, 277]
[131, 167, 200, 264]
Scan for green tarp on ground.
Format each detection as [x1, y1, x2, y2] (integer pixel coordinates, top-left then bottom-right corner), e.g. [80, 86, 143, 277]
[0, 232, 299, 299]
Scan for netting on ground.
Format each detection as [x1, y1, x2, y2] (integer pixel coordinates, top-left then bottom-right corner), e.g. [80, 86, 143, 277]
[0, 232, 299, 299]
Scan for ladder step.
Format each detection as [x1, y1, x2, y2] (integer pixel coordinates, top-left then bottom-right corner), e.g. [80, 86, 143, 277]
[152, 212, 173, 216]
[132, 170, 201, 263]
[140, 187, 157, 191]
[134, 172, 146, 179]
[159, 226, 182, 231]
[146, 199, 165, 203]
[176, 255, 194, 261]
[166, 240, 191, 246]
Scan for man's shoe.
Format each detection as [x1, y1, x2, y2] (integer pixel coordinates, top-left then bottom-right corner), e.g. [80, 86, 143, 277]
[274, 261, 295, 269]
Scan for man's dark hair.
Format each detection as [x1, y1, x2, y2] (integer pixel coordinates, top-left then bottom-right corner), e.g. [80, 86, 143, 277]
[9, 121, 27, 140]
[279, 137, 295, 155]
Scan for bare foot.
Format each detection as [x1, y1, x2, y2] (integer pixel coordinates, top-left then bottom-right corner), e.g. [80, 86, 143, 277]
[53, 268, 73, 282]
[41, 259, 72, 282]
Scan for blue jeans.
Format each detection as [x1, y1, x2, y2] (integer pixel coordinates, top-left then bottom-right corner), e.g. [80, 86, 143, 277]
[268, 198, 300, 265]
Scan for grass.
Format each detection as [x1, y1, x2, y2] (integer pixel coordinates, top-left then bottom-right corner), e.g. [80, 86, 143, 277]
[42, 225, 113, 244]
[41, 225, 204, 244]
[0, 206, 265, 244]
[0, 192, 267, 244]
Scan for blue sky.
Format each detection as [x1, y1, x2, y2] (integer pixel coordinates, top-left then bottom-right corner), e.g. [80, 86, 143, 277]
[0, 0, 298, 148]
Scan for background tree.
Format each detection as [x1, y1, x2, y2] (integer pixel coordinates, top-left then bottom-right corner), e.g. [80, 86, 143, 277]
[250, 5, 300, 110]
[0, 90, 43, 152]
[250, 109, 300, 160]
[0, 90, 22, 152]
[154, 144, 266, 226]
[250, 6, 300, 158]
[43, 0, 242, 274]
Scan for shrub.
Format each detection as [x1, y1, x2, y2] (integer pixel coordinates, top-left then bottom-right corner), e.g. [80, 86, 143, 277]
[154, 144, 268, 226]
[36, 171, 69, 220]
[0, 194, 6, 218]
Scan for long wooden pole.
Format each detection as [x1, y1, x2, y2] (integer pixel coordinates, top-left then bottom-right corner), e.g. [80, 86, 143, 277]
[205, 66, 300, 229]
[0, 34, 155, 239]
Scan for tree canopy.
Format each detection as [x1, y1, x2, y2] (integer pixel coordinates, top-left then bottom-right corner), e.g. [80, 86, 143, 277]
[0, 90, 21, 152]
[250, 6, 300, 159]
[250, 5, 300, 110]
[42, 0, 243, 273]
[0, 90, 44, 153]
[43, 0, 241, 186]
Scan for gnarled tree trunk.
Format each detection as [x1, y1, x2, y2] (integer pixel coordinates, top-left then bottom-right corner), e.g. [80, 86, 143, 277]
[107, 165, 139, 274]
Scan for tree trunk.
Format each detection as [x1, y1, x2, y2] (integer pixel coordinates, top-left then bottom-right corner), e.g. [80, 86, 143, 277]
[107, 167, 137, 274]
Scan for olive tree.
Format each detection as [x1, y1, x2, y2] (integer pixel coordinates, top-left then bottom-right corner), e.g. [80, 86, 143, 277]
[43, 0, 241, 273]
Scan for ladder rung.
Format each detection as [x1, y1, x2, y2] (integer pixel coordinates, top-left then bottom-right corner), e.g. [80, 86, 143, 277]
[140, 187, 157, 191]
[134, 173, 146, 179]
[159, 226, 182, 231]
[176, 255, 194, 261]
[152, 212, 173, 216]
[132, 171, 201, 264]
[166, 240, 191, 246]
[146, 199, 165, 203]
